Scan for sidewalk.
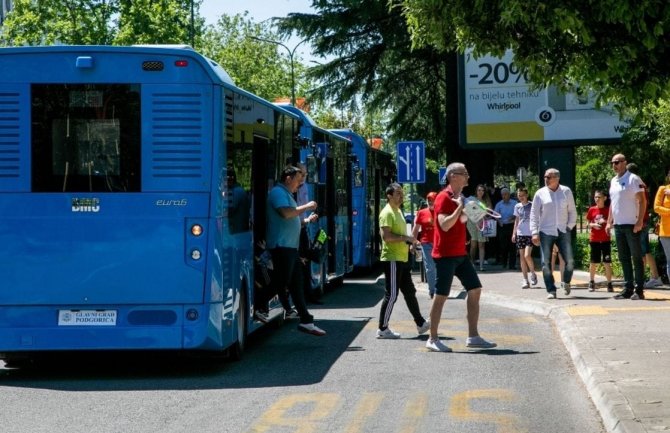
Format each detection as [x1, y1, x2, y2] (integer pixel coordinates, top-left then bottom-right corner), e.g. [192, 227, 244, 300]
[413, 264, 670, 433]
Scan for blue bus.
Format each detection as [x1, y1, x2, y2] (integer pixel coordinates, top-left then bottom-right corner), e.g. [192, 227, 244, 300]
[330, 129, 395, 270]
[275, 105, 353, 291]
[0, 45, 308, 363]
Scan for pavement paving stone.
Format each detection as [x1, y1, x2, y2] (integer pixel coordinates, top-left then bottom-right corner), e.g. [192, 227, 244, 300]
[411, 262, 670, 433]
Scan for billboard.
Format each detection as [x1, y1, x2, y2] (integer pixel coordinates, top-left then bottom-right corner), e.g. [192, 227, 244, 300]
[459, 48, 628, 148]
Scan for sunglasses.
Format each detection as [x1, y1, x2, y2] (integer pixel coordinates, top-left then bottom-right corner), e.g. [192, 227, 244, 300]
[611, 160, 624, 165]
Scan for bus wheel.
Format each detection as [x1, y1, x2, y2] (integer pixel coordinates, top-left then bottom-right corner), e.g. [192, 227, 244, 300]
[228, 292, 247, 361]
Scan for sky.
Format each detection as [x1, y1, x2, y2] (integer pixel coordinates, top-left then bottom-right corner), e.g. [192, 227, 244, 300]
[199, 0, 318, 59]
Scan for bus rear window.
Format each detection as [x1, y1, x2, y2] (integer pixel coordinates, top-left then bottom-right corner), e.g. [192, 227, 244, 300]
[31, 84, 141, 192]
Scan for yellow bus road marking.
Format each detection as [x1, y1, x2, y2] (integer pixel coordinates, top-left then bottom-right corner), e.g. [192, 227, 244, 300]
[250, 390, 524, 433]
[567, 304, 670, 316]
[367, 321, 533, 346]
[449, 389, 527, 433]
[343, 392, 383, 433]
[398, 393, 428, 433]
[248, 393, 339, 433]
[643, 291, 670, 300]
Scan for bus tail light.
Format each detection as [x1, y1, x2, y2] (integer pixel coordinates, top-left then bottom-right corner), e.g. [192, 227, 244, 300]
[175, 60, 189, 67]
[190, 249, 202, 260]
[191, 224, 203, 236]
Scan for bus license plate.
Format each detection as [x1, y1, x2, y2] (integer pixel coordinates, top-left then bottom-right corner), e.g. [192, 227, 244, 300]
[58, 310, 117, 326]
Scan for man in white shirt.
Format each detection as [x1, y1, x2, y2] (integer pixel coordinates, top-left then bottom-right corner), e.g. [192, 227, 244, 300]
[607, 153, 647, 300]
[530, 168, 577, 299]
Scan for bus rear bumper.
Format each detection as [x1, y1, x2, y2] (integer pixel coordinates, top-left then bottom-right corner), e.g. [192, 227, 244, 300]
[0, 304, 232, 354]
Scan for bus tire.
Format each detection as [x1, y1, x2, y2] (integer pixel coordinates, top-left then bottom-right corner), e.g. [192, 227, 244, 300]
[228, 290, 247, 361]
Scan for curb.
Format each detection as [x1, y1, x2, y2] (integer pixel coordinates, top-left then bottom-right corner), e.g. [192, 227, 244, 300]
[481, 290, 646, 433]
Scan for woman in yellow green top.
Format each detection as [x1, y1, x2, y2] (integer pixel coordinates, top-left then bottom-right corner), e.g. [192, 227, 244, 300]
[376, 183, 430, 339]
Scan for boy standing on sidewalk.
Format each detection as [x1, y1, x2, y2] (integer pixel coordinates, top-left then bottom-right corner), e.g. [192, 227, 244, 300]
[586, 190, 614, 292]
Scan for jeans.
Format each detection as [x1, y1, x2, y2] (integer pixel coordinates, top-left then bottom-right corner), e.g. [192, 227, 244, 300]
[420, 242, 437, 296]
[614, 224, 644, 292]
[539, 230, 574, 292]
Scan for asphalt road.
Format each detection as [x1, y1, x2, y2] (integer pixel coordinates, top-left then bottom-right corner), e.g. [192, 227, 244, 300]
[0, 275, 605, 433]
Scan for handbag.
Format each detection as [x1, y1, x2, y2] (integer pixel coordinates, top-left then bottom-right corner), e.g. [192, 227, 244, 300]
[306, 229, 328, 264]
[479, 218, 497, 237]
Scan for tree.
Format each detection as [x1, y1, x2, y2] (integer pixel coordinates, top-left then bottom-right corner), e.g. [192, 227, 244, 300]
[115, 0, 199, 45]
[401, 0, 670, 108]
[0, 0, 202, 47]
[276, 0, 452, 162]
[1, 0, 117, 45]
[198, 13, 304, 101]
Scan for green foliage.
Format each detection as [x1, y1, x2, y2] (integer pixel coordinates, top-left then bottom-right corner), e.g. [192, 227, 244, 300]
[115, 0, 197, 45]
[401, 0, 670, 108]
[1, 0, 118, 45]
[276, 0, 451, 165]
[198, 13, 299, 101]
[1, 0, 202, 47]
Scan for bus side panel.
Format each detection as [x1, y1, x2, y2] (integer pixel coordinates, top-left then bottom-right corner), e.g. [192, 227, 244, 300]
[0, 83, 31, 191]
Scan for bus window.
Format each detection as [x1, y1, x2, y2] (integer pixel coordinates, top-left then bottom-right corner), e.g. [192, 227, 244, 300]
[31, 84, 141, 192]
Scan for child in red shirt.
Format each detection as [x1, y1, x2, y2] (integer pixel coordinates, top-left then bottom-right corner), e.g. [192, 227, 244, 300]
[586, 190, 613, 291]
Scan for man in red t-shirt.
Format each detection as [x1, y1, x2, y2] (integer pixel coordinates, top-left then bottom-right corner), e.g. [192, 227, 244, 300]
[586, 190, 613, 292]
[425, 162, 497, 352]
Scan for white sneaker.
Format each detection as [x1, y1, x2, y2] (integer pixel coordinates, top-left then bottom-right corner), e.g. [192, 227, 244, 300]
[417, 320, 430, 335]
[297, 323, 326, 336]
[466, 336, 497, 349]
[547, 292, 557, 299]
[426, 338, 452, 352]
[521, 280, 530, 289]
[530, 273, 538, 286]
[644, 278, 663, 288]
[376, 328, 401, 339]
[562, 282, 571, 295]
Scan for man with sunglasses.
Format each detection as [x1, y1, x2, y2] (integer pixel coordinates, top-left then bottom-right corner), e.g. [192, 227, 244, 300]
[530, 168, 577, 299]
[607, 154, 647, 300]
[426, 163, 497, 352]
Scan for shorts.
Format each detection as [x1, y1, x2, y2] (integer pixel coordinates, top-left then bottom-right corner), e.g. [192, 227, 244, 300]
[516, 235, 533, 250]
[589, 241, 612, 264]
[640, 231, 651, 255]
[434, 256, 481, 296]
[467, 220, 487, 243]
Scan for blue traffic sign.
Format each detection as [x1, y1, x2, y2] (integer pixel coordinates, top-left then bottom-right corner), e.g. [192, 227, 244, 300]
[396, 141, 425, 183]
[438, 167, 447, 185]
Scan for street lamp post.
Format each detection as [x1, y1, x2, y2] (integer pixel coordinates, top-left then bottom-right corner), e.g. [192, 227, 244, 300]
[251, 36, 309, 106]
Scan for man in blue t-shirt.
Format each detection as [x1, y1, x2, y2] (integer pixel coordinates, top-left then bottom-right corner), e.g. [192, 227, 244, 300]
[266, 166, 325, 336]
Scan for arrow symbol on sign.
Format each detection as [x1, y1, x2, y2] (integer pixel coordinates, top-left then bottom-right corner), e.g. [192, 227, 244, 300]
[398, 144, 411, 180]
